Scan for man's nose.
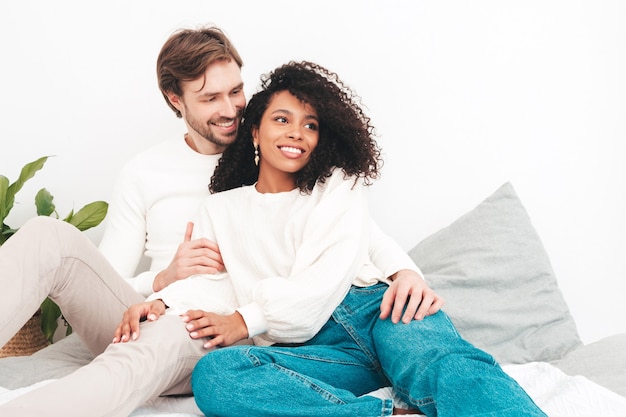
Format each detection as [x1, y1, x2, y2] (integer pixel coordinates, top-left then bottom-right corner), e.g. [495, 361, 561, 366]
[219, 97, 238, 118]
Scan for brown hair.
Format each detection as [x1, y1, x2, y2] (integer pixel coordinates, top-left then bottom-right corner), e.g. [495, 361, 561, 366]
[156, 26, 243, 118]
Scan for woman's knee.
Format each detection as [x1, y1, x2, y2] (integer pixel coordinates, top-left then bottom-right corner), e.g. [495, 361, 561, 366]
[192, 347, 251, 413]
[192, 346, 250, 386]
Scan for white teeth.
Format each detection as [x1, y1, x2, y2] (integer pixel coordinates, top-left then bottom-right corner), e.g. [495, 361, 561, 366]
[213, 120, 234, 128]
[280, 146, 303, 154]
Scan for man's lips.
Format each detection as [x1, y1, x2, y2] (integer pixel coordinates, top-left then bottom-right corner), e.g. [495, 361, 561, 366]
[211, 119, 237, 131]
[211, 119, 236, 129]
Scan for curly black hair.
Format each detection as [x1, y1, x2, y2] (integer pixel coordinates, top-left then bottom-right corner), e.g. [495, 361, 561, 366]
[209, 61, 382, 194]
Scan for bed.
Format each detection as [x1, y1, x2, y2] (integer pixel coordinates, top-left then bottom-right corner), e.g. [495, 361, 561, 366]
[2, 182, 625, 416]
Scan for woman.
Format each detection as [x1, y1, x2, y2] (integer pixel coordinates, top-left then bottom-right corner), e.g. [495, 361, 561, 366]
[177, 61, 546, 416]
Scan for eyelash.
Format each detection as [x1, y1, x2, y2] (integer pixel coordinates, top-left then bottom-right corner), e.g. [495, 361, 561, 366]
[274, 117, 318, 131]
[204, 89, 241, 102]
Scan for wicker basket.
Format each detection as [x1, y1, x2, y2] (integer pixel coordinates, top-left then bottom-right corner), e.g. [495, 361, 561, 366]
[0, 310, 50, 358]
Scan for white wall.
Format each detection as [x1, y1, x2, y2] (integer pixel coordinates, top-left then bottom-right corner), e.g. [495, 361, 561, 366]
[1, 0, 624, 344]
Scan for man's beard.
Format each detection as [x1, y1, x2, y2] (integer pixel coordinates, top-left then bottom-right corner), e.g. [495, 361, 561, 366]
[185, 111, 242, 148]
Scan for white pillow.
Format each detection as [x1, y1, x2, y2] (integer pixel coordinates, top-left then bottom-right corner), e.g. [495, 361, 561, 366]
[408, 182, 582, 364]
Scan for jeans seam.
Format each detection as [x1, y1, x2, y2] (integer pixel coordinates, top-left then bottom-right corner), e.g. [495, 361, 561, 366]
[394, 384, 435, 409]
[272, 361, 349, 405]
[331, 284, 388, 377]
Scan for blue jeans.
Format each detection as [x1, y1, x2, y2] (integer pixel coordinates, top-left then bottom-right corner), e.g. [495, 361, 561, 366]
[192, 283, 546, 417]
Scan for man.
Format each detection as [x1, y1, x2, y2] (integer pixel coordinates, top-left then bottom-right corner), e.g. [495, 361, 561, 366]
[98, 27, 246, 297]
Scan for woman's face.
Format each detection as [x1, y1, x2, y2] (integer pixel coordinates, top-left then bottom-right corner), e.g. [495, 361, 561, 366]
[252, 90, 319, 192]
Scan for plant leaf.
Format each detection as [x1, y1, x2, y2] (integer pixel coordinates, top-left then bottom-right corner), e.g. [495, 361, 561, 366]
[1, 157, 49, 227]
[0, 175, 9, 227]
[40, 297, 61, 344]
[35, 188, 56, 217]
[0, 224, 16, 245]
[63, 209, 74, 223]
[6, 156, 48, 205]
[65, 201, 108, 231]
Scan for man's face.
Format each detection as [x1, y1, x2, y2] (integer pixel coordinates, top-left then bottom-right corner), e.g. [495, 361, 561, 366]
[172, 59, 245, 154]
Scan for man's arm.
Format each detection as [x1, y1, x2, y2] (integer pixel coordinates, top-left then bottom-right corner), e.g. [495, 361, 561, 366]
[98, 168, 154, 295]
[152, 222, 224, 292]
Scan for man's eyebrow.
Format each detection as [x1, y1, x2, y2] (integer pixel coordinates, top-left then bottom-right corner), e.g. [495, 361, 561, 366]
[198, 83, 244, 97]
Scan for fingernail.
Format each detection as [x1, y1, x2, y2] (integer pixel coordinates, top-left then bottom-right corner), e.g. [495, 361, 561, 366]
[186, 324, 193, 330]
[204, 341, 212, 349]
[132, 332, 138, 341]
[190, 332, 198, 338]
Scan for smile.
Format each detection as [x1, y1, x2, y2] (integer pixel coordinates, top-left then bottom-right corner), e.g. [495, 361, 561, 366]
[212, 119, 235, 128]
[279, 146, 304, 154]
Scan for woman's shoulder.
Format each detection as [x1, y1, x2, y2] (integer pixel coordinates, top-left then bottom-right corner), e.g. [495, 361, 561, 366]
[207, 184, 253, 202]
[318, 167, 365, 192]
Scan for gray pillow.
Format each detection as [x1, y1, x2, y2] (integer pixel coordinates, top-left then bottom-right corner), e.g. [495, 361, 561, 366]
[551, 333, 626, 397]
[408, 182, 582, 364]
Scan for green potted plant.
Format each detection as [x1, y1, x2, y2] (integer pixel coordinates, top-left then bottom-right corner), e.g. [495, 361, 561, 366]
[0, 156, 108, 348]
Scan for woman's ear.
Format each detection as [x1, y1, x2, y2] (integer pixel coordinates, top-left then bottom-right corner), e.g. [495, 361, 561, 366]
[252, 129, 260, 166]
[252, 126, 259, 143]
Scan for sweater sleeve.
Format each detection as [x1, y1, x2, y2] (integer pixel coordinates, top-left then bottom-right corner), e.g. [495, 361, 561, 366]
[238, 171, 371, 343]
[98, 164, 155, 296]
[368, 219, 424, 280]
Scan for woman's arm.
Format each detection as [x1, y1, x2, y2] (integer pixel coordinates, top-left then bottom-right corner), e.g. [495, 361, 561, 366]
[369, 220, 444, 322]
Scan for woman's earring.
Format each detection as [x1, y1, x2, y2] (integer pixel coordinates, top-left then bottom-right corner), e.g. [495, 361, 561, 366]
[254, 143, 259, 166]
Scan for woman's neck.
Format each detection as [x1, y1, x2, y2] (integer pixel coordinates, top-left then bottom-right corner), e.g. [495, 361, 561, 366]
[255, 170, 297, 194]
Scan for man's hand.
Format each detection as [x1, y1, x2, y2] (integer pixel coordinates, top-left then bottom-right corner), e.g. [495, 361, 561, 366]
[153, 222, 225, 292]
[379, 269, 444, 324]
[112, 299, 166, 343]
[181, 310, 249, 349]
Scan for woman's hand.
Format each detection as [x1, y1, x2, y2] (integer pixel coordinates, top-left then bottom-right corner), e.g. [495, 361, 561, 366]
[112, 299, 166, 343]
[379, 269, 444, 324]
[153, 222, 225, 292]
[181, 310, 249, 349]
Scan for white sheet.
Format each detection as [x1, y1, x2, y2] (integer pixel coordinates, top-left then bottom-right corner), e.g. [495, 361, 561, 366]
[1, 362, 625, 416]
[502, 362, 626, 417]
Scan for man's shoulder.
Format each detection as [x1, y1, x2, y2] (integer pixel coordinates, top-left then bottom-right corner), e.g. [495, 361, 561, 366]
[121, 138, 188, 173]
[129, 138, 182, 162]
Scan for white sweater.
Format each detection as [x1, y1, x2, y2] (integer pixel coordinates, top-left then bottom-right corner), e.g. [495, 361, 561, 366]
[98, 137, 221, 296]
[150, 169, 418, 344]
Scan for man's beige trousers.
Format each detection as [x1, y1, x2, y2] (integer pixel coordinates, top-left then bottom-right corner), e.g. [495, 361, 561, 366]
[0, 217, 209, 417]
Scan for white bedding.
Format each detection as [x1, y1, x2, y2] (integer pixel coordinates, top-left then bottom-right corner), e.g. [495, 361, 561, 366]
[2, 362, 625, 416]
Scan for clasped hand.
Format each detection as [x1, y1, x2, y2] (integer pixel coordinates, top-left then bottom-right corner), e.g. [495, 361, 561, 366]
[152, 222, 224, 292]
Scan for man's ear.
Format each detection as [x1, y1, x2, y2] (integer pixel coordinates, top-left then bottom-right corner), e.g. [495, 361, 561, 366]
[166, 91, 183, 112]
